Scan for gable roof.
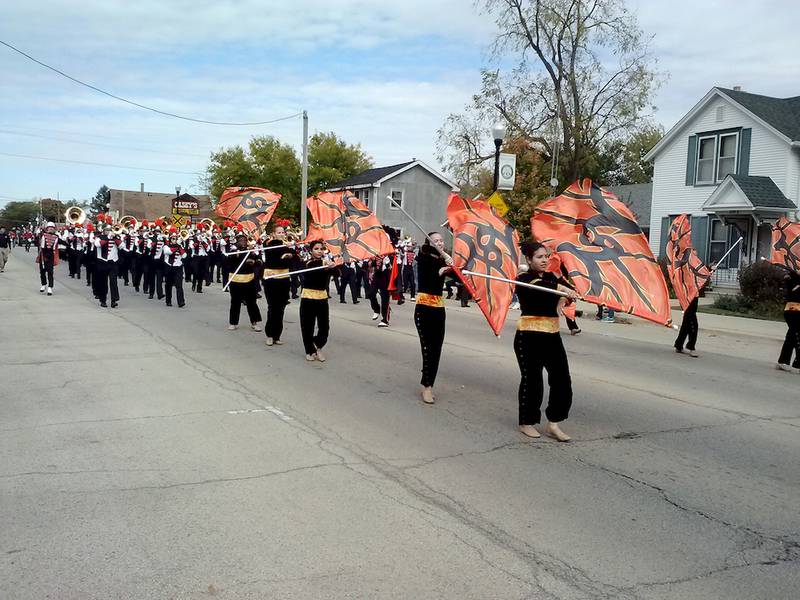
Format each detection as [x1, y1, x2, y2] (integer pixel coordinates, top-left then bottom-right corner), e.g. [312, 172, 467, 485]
[644, 87, 800, 161]
[604, 183, 652, 228]
[717, 88, 800, 142]
[702, 175, 796, 212]
[327, 160, 458, 191]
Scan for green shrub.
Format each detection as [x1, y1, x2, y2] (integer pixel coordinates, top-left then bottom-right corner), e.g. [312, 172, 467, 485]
[738, 260, 785, 305]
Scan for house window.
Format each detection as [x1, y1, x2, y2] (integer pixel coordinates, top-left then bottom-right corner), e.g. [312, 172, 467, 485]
[709, 218, 728, 265]
[696, 136, 716, 184]
[389, 189, 403, 210]
[716, 133, 738, 182]
[362, 189, 370, 208]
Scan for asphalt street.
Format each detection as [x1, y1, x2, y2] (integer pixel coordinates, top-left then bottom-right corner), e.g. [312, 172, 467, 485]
[1, 248, 798, 599]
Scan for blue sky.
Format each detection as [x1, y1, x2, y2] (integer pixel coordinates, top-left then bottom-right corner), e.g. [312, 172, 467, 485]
[1, 0, 799, 207]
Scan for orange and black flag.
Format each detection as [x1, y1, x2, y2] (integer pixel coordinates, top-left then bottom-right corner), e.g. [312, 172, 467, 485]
[447, 193, 520, 336]
[666, 214, 712, 310]
[770, 216, 800, 275]
[215, 187, 281, 234]
[532, 179, 671, 326]
[306, 191, 393, 263]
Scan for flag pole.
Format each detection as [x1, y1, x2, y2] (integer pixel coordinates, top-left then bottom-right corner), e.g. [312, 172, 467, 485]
[263, 263, 333, 280]
[711, 236, 744, 271]
[387, 196, 440, 249]
[222, 251, 252, 292]
[461, 269, 573, 298]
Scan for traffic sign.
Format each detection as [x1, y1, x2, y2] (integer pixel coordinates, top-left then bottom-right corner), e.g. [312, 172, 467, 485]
[487, 191, 509, 217]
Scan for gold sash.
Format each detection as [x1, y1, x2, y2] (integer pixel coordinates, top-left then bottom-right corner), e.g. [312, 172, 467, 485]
[517, 316, 560, 333]
[229, 273, 254, 284]
[301, 289, 328, 300]
[263, 268, 290, 278]
[786, 302, 800, 312]
[416, 293, 444, 308]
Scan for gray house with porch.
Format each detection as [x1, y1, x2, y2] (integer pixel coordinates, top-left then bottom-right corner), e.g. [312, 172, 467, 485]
[326, 160, 459, 242]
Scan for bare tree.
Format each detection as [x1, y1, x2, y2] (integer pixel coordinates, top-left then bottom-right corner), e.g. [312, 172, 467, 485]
[437, 0, 663, 184]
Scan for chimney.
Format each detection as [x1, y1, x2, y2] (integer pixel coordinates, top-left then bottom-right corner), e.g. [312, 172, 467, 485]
[140, 183, 144, 192]
[733, 85, 742, 92]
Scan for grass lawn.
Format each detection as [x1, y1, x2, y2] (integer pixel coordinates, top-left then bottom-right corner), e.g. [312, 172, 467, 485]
[698, 305, 784, 322]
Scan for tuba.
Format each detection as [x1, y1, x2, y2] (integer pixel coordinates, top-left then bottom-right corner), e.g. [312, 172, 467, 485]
[119, 215, 138, 230]
[111, 223, 126, 237]
[65, 206, 86, 225]
[200, 218, 216, 230]
[180, 229, 191, 241]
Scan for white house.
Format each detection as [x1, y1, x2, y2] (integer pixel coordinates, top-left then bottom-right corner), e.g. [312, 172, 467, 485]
[645, 87, 799, 285]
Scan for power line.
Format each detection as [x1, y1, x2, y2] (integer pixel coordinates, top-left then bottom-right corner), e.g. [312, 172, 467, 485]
[0, 39, 302, 126]
[0, 151, 201, 175]
[0, 128, 209, 159]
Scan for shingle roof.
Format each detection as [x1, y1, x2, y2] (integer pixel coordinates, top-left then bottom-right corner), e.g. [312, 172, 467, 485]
[729, 175, 796, 209]
[605, 182, 652, 228]
[329, 161, 415, 189]
[718, 88, 800, 141]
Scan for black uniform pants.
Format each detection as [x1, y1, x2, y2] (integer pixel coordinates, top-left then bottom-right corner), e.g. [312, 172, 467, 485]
[265, 278, 291, 341]
[143, 256, 154, 295]
[154, 261, 165, 299]
[68, 249, 81, 277]
[118, 251, 130, 285]
[339, 269, 358, 303]
[95, 261, 119, 304]
[192, 256, 208, 291]
[165, 265, 185, 306]
[39, 259, 55, 287]
[675, 298, 699, 351]
[514, 330, 572, 425]
[778, 311, 800, 368]
[229, 280, 261, 326]
[83, 254, 94, 286]
[131, 254, 143, 290]
[403, 265, 416, 297]
[414, 305, 445, 387]
[299, 298, 329, 355]
[184, 257, 194, 282]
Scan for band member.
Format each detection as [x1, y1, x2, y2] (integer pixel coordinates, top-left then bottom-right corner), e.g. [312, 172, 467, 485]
[36, 222, 59, 295]
[372, 255, 394, 327]
[0, 226, 10, 273]
[299, 240, 332, 362]
[674, 297, 700, 357]
[338, 261, 359, 304]
[162, 228, 187, 308]
[226, 232, 263, 331]
[144, 225, 166, 300]
[66, 225, 84, 279]
[94, 225, 121, 308]
[262, 225, 295, 346]
[83, 222, 96, 288]
[777, 272, 800, 372]
[190, 224, 211, 293]
[414, 232, 453, 404]
[514, 242, 579, 442]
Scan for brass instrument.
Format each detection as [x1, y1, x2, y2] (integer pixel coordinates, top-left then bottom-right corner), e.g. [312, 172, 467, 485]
[119, 215, 138, 230]
[111, 223, 127, 237]
[200, 218, 216, 230]
[180, 229, 191, 241]
[285, 226, 303, 243]
[65, 206, 87, 225]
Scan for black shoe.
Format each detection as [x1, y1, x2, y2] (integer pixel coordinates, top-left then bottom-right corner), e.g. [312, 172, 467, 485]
[124, 282, 129, 287]
[178, 303, 185, 308]
[256, 293, 262, 299]
[397, 299, 405, 306]
[134, 287, 139, 292]
[111, 302, 118, 308]
[340, 300, 347, 304]
[100, 301, 107, 307]
[291, 295, 299, 299]
[353, 300, 360, 304]
[166, 301, 172, 306]
[157, 295, 164, 300]
[197, 290, 203, 294]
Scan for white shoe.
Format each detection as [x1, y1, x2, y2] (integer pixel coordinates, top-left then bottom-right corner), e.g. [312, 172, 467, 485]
[228, 324, 238, 330]
[314, 349, 326, 362]
[371, 312, 380, 320]
[265, 337, 274, 346]
[305, 354, 316, 362]
[274, 339, 284, 345]
[39, 285, 45, 293]
[46, 287, 53, 296]
[251, 323, 262, 332]
[377, 321, 389, 328]
[776, 363, 793, 372]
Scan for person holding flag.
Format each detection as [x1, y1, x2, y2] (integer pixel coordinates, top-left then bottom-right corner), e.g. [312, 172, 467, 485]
[413, 231, 454, 404]
[299, 240, 333, 362]
[225, 230, 263, 332]
[514, 242, 580, 442]
[262, 221, 296, 347]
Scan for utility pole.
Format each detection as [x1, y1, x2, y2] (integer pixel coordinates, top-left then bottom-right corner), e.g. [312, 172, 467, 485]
[300, 110, 309, 235]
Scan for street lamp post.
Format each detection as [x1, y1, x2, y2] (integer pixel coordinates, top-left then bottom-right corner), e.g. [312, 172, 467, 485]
[491, 123, 506, 191]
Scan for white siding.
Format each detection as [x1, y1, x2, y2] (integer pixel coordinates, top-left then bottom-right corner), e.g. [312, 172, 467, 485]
[787, 148, 800, 212]
[648, 95, 791, 254]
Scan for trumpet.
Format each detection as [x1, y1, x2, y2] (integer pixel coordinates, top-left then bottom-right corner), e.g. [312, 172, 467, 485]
[65, 206, 87, 225]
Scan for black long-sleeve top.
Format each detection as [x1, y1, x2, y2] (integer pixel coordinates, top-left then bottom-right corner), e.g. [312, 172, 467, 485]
[516, 271, 560, 317]
[786, 275, 800, 303]
[303, 258, 330, 291]
[415, 246, 447, 295]
[263, 239, 295, 270]
[226, 250, 260, 275]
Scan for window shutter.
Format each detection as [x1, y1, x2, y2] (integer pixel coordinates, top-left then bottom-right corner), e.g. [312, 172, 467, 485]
[685, 135, 697, 186]
[690, 215, 709, 263]
[659, 216, 671, 258]
[738, 128, 751, 176]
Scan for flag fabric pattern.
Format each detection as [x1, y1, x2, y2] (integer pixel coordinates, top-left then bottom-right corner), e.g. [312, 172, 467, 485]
[665, 214, 712, 310]
[306, 192, 393, 263]
[215, 187, 281, 234]
[532, 178, 671, 326]
[447, 193, 520, 336]
[770, 216, 800, 274]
